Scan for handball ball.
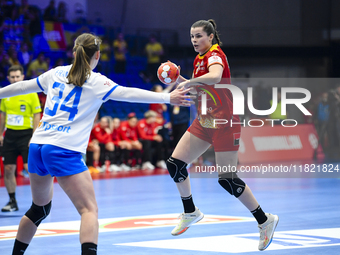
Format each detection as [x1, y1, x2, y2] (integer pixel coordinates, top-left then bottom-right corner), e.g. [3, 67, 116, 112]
[157, 62, 180, 85]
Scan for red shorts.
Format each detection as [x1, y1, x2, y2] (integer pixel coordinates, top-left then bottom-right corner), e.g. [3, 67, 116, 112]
[188, 118, 241, 152]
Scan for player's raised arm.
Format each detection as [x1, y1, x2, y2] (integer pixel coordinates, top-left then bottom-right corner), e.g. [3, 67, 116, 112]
[107, 86, 195, 107]
[0, 79, 42, 99]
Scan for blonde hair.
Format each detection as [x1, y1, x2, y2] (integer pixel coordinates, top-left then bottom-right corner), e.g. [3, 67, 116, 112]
[67, 33, 102, 87]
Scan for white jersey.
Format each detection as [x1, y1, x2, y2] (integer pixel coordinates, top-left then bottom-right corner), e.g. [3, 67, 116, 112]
[31, 65, 121, 153]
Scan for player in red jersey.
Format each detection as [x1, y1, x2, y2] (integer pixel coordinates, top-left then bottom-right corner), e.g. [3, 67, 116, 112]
[166, 19, 278, 251]
[90, 116, 120, 172]
[119, 113, 143, 170]
[111, 117, 132, 171]
[137, 110, 167, 169]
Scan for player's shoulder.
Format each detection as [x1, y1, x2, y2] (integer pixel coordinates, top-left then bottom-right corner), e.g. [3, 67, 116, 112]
[208, 44, 225, 57]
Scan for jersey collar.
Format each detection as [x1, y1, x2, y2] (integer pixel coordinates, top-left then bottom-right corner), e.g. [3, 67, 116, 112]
[198, 44, 219, 59]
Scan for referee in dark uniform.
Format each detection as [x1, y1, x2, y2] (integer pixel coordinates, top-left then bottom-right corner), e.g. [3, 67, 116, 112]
[0, 65, 41, 212]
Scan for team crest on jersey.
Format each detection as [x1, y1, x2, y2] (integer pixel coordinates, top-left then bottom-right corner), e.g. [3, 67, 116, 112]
[195, 61, 205, 75]
[104, 81, 112, 87]
[20, 105, 26, 112]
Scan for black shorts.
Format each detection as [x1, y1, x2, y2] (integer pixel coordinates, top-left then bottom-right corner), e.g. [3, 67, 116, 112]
[3, 129, 33, 164]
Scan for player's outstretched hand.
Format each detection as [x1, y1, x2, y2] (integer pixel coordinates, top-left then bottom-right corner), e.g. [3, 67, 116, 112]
[170, 87, 195, 106]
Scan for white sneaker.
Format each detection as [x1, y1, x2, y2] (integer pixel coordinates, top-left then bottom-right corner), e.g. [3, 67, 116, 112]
[171, 207, 204, 236]
[120, 164, 131, 171]
[156, 160, 167, 169]
[131, 165, 141, 171]
[110, 164, 122, 172]
[100, 165, 106, 172]
[142, 161, 155, 170]
[258, 213, 279, 251]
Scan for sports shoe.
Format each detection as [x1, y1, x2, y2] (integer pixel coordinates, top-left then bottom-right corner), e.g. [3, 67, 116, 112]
[120, 164, 131, 171]
[110, 164, 122, 172]
[258, 213, 279, 251]
[142, 161, 155, 170]
[1, 200, 19, 212]
[156, 160, 167, 169]
[20, 169, 29, 178]
[171, 207, 204, 236]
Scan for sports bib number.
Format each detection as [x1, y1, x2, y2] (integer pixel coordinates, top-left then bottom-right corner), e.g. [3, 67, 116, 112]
[7, 114, 24, 126]
[45, 82, 82, 121]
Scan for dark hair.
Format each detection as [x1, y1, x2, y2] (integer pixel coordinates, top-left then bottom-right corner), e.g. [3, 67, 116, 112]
[7, 65, 24, 75]
[191, 19, 222, 46]
[67, 33, 101, 87]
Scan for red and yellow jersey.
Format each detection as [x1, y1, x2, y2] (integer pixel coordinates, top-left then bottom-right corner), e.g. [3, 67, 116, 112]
[193, 44, 240, 129]
[119, 121, 138, 141]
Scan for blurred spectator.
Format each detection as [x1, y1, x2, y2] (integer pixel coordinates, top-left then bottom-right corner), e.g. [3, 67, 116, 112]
[137, 110, 167, 169]
[98, 37, 111, 75]
[57, 1, 68, 23]
[113, 33, 128, 74]
[19, 0, 32, 19]
[43, 0, 57, 21]
[17, 42, 33, 70]
[111, 117, 132, 171]
[90, 116, 121, 172]
[53, 58, 64, 68]
[27, 52, 48, 78]
[28, 7, 42, 38]
[315, 92, 330, 151]
[140, 34, 164, 83]
[8, 46, 20, 66]
[3, 6, 25, 51]
[119, 113, 143, 169]
[66, 44, 74, 64]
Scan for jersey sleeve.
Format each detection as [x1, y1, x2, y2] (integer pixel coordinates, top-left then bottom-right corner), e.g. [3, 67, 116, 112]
[207, 51, 224, 69]
[92, 75, 120, 102]
[36, 68, 55, 93]
[30, 93, 42, 114]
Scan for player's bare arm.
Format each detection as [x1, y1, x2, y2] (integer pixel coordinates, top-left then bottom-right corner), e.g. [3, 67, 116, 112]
[177, 64, 223, 90]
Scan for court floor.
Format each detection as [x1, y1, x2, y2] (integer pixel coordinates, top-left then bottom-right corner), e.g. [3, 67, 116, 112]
[1, 169, 340, 254]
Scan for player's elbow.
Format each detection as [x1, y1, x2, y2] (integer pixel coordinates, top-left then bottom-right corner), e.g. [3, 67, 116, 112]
[208, 75, 221, 85]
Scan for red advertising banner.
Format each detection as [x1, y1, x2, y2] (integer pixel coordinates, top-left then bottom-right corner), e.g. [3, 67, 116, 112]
[238, 124, 324, 164]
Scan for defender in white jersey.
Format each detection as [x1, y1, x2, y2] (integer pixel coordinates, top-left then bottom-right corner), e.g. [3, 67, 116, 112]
[0, 33, 193, 255]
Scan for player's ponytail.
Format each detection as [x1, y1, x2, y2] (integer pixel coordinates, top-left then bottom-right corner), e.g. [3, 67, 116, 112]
[67, 33, 101, 87]
[192, 19, 222, 46]
[208, 19, 222, 46]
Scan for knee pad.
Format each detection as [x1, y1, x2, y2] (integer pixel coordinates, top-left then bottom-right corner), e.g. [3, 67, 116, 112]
[166, 157, 188, 183]
[218, 173, 245, 198]
[25, 201, 52, 227]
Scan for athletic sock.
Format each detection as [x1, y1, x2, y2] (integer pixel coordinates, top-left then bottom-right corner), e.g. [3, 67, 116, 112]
[181, 195, 195, 213]
[12, 239, 29, 254]
[81, 242, 97, 255]
[93, 160, 99, 168]
[251, 205, 267, 224]
[9, 192, 16, 202]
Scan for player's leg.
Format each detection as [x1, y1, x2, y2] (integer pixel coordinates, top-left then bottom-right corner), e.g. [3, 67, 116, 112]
[2, 164, 18, 212]
[57, 171, 98, 254]
[169, 131, 211, 235]
[215, 151, 279, 251]
[12, 144, 53, 255]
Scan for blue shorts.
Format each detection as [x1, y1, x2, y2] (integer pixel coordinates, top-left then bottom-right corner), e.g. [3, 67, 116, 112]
[28, 144, 88, 177]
